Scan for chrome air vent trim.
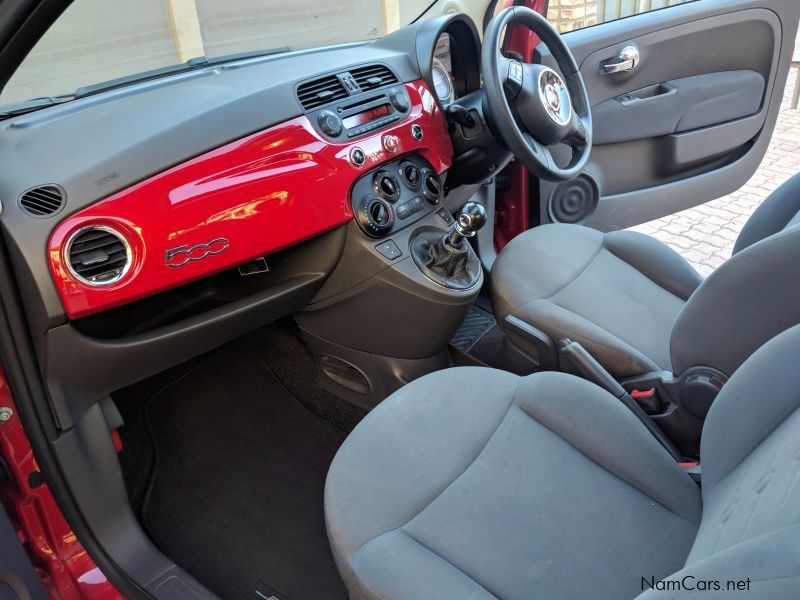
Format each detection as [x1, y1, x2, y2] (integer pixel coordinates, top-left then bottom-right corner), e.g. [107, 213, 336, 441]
[65, 225, 132, 287]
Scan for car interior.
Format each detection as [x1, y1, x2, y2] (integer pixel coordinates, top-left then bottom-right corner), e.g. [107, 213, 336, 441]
[0, 0, 799, 598]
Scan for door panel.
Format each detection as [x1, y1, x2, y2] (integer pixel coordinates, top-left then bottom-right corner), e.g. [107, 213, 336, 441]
[591, 70, 765, 146]
[536, 0, 800, 231]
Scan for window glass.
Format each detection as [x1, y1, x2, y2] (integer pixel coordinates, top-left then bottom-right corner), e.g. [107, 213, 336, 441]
[0, 0, 435, 106]
[547, 0, 693, 33]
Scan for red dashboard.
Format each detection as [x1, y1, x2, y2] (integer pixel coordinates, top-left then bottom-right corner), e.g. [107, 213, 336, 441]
[47, 81, 453, 319]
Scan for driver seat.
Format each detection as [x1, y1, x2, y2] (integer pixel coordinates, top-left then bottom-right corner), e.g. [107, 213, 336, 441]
[491, 172, 800, 380]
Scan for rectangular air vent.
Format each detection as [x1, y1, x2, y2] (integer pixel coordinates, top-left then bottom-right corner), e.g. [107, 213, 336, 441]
[296, 75, 348, 110]
[350, 64, 398, 91]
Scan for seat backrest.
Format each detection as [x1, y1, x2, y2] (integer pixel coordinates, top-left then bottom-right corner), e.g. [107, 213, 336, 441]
[638, 325, 800, 598]
[733, 172, 800, 254]
[670, 222, 800, 377]
[671, 173, 800, 377]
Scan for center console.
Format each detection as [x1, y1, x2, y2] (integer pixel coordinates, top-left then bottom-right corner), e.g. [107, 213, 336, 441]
[294, 152, 486, 409]
[351, 154, 445, 238]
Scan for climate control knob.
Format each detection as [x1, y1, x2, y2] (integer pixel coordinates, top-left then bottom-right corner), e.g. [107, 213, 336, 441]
[356, 195, 395, 238]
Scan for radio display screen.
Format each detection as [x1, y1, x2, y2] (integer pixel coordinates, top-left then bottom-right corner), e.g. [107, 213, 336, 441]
[343, 104, 392, 129]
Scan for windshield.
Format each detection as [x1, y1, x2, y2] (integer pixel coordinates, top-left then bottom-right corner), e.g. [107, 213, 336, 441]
[0, 0, 439, 107]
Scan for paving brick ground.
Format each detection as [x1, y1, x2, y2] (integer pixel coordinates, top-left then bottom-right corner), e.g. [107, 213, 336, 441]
[629, 67, 800, 277]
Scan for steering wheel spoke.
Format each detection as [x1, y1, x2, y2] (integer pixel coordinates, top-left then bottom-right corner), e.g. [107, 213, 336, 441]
[564, 112, 590, 148]
[522, 132, 556, 177]
[498, 55, 524, 100]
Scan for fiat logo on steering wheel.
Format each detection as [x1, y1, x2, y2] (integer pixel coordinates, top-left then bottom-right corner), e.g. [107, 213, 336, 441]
[545, 85, 561, 112]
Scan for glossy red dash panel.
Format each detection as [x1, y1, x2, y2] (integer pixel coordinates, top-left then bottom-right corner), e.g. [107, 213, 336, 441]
[49, 81, 453, 319]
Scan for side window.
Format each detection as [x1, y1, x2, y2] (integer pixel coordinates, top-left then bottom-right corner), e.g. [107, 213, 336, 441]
[547, 0, 693, 33]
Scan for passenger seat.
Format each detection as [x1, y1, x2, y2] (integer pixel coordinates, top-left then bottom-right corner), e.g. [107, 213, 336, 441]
[325, 324, 800, 599]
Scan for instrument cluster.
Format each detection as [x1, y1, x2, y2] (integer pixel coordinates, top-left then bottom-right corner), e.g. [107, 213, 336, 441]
[432, 33, 455, 107]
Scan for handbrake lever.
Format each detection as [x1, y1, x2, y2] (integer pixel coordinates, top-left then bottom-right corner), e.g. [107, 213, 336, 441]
[559, 338, 682, 461]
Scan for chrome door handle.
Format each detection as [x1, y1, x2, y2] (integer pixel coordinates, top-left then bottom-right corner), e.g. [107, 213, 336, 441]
[603, 46, 640, 74]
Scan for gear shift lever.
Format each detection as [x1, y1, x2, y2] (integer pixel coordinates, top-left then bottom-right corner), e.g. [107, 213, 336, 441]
[447, 201, 488, 246]
[411, 201, 488, 290]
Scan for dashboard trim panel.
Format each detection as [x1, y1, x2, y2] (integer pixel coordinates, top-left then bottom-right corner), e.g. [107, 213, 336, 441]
[47, 81, 453, 319]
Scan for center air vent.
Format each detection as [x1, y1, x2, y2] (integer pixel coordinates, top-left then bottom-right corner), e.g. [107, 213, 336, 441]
[350, 64, 398, 91]
[297, 75, 348, 110]
[66, 226, 131, 286]
[18, 185, 65, 217]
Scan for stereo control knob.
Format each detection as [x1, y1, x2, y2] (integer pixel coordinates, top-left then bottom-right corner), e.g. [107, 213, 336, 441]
[349, 147, 366, 167]
[318, 110, 343, 137]
[356, 195, 395, 238]
[389, 88, 410, 112]
[383, 134, 399, 153]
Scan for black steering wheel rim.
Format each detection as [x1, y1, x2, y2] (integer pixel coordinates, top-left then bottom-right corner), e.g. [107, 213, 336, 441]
[482, 6, 593, 181]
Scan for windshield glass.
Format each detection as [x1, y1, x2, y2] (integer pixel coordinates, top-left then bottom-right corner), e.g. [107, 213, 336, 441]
[0, 0, 439, 106]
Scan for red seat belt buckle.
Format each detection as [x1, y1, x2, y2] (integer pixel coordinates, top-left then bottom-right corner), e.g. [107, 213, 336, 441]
[680, 461, 701, 483]
[630, 387, 656, 400]
[111, 429, 123, 453]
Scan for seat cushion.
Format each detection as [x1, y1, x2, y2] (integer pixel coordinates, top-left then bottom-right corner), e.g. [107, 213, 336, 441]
[325, 367, 701, 600]
[491, 224, 703, 378]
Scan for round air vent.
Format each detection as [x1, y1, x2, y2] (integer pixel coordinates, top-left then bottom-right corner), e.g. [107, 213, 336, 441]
[400, 161, 421, 188]
[65, 226, 131, 286]
[421, 170, 443, 205]
[18, 184, 65, 217]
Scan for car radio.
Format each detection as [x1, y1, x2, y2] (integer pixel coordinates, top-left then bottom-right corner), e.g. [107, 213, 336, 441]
[310, 86, 412, 142]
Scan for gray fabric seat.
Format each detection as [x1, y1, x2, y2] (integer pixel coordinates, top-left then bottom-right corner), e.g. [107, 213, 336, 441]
[491, 172, 800, 379]
[325, 324, 800, 600]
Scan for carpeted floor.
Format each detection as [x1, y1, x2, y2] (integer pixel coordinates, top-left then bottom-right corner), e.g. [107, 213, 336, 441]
[116, 320, 362, 600]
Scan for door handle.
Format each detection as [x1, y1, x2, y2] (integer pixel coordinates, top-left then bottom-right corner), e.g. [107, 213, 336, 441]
[603, 46, 640, 74]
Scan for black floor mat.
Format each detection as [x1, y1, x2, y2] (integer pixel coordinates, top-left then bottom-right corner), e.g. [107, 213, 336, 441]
[450, 304, 497, 353]
[244, 321, 366, 433]
[141, 344, 348, 600]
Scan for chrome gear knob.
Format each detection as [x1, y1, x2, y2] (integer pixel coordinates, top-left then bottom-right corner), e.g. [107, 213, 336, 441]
[453, 201, 488, 238]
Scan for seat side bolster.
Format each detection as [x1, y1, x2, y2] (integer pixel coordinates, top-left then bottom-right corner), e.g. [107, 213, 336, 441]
[604, 230, 704, 301]
[733, 172, 800, 254]
[699, 325, 800, 493]
[515, 372, 702, 524]
[670, 226, 800, 377]
[636, 524, 800, 599]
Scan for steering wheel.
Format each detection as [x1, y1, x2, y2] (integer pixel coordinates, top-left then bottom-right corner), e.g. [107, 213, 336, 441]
[482, 7, 592, 181]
